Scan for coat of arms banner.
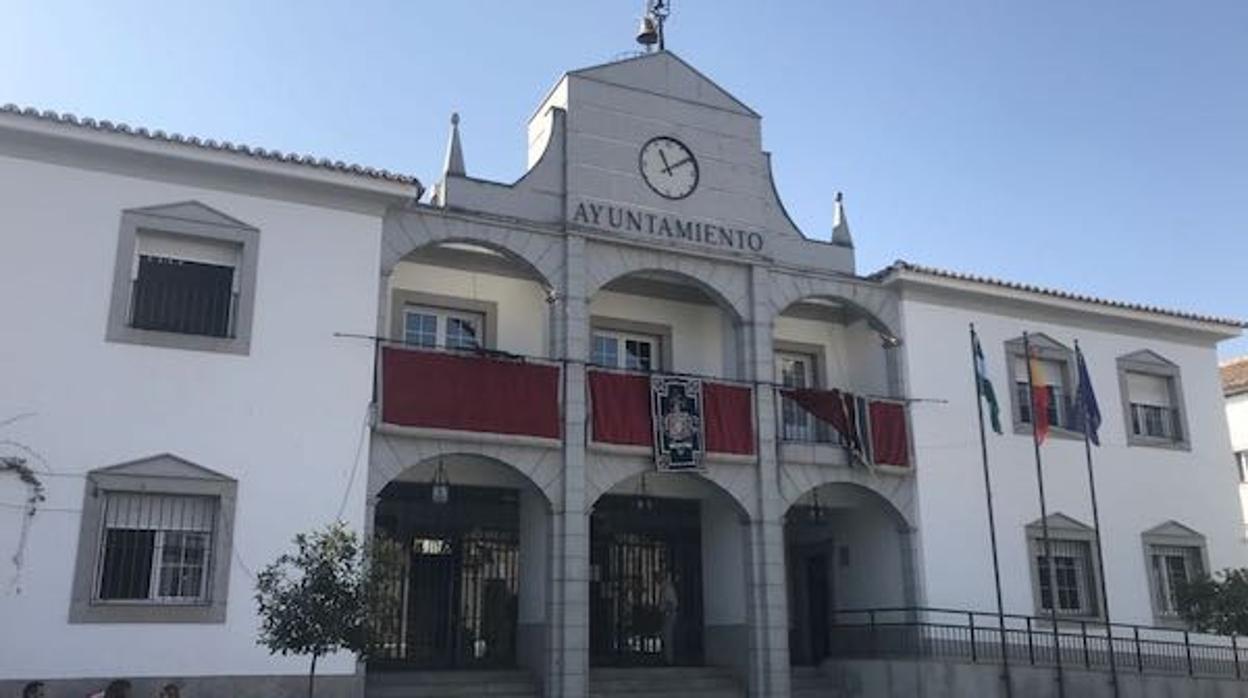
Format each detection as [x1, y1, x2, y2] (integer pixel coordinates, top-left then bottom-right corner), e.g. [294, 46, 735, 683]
[650, 375, 704, 471]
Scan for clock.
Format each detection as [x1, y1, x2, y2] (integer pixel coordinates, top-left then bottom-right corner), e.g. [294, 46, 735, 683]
[639, 136, 699, 200]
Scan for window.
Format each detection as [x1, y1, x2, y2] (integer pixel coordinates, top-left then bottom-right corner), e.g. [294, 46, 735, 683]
[777, 351, 817, 441]
[71, 454, 237, 624]
[592, 330, 660, 372]
[1117, 351, 1190, 449]
[1035, 540, 1096, 616]
[402, 305, 484, 350]
[1025, 514, 1102, 619]
[106, 202, 259, 355]
[1142, 521, 1208, 625]
[96, 493, 216, 603]
[1148, 546, 1202, 617]
[1237, 451, 1248, 484]
[1004, 334, 1075, 437]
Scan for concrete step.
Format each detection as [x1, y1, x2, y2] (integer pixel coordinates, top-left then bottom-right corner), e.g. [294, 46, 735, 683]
[789, 667, 843, 698]
[366, 670, 538, 698]
[590, 666, 743, 698]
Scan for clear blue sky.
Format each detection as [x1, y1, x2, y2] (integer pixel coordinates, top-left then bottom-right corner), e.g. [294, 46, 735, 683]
[5, 1, 1246, 355]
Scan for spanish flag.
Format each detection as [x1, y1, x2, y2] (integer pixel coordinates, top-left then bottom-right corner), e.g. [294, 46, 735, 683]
[1028, 348, 1050, 444]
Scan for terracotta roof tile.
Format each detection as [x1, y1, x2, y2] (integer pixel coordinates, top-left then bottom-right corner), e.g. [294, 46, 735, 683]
[0, 103, 421, 190]
[871, 260, 1245, 329]
[1222, 357, 1248, 396]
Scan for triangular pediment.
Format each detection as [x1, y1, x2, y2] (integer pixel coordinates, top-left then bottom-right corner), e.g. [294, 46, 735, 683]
[1026, 512, 1092, 534]
[1143, 520, 1204, 541]
[125, 200, 256, 230]
[92, 453, 234, 482]
[570, 51, 758, 117]
[1119, 349, 1176, 368]
[1006, 332, 1069, 352]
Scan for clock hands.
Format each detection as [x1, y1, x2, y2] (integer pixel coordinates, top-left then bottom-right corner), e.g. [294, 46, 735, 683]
[663, 155, 693, 175]
[658, 149, 672, 174]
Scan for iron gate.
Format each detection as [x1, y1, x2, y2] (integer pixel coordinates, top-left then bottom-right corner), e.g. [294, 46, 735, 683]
[590, 494, 704, 666]
[372, 483, 520, 670]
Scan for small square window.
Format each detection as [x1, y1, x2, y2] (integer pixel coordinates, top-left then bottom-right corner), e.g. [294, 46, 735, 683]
[1117, 351, 1190, 450]
[106, 202, 258, 355]
[1148, 545, 1202, 617]
[95, 493, 217, 605]
[71, 454, 237, 624]
[1026, 514, 1102, 620]
[1004, 335, 1077, 438]
[1142, 521, 1207, 625]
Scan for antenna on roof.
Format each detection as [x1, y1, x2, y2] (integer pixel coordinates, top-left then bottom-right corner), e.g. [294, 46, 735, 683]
[636, 0, 670, 52]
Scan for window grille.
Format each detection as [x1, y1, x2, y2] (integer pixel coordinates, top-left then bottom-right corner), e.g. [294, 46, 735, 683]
[130, 255, 236, 338]
[1035, 539, 1097, 617]
[1149, 545, 1203, 616]
[1130, 403, 1182, 441]
[95, 492, 217, 604]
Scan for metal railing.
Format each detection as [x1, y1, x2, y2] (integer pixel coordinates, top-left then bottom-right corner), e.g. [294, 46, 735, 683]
[829, 607, 1246, 680]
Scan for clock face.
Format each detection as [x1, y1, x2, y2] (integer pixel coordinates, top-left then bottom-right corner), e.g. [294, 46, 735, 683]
[639, 136, 699, 200]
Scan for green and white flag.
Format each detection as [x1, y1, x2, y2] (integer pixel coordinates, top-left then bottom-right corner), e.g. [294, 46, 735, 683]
[973, 331, 1003, 434]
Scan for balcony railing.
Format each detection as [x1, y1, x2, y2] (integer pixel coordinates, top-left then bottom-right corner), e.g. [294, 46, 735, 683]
[830, 607, 1248, 681]
[777, 388, 910, 467]
[379, 344, 562, 440]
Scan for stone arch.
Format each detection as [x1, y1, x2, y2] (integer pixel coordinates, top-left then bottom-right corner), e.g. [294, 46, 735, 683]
[369, 433, 562, 509]
[587, 460, 756, 522]
[779, 465, 915, 531]
[766, 271, 900, 342]
[382, 207, 564, 291]
[584, 241, 751, 324]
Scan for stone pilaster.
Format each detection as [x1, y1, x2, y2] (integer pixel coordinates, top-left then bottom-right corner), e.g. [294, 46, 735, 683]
[547, 234, 591, 697]
[746, 265, 792, 697]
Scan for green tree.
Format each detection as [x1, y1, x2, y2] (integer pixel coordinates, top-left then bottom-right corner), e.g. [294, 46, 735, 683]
[254, 522, 400, 698]
[1175, 568, 1248, 636]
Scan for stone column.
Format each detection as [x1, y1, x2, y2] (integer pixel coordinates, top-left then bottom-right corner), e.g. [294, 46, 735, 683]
[546, 234, 591, 697]
[745, 265, 792, 697]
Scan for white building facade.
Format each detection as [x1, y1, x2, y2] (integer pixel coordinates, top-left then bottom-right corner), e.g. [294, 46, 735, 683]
[1, 51, 1245, 698]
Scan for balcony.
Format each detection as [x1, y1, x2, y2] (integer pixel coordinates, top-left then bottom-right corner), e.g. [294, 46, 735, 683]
[586, 367, 756, 460]
[776, 388, 911, 469]
[378, 344, 562, 443]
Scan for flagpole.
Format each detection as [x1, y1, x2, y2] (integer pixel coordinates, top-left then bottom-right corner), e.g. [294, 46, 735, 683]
[1023, 331, 1065, 698]
[1076, 340, 1119, 698]
[969, 325, 1012, 694]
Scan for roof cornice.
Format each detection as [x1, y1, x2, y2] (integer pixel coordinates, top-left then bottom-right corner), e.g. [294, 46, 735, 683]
[873, 260, 1244, 336]
[0, 103, 422, 201]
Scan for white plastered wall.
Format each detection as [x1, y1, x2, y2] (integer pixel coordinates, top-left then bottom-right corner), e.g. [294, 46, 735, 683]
[900, 296, 1247, 626]
[1224, 392, 1248, 531]
[0, 154, 382, 681]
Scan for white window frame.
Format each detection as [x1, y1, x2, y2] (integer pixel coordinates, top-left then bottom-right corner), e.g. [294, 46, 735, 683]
[591, 329, 661, 372]
[402, 304, 486, 350]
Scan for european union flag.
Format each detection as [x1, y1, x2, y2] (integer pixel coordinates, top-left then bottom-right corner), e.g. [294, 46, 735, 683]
[1074, 346, 1102, 446]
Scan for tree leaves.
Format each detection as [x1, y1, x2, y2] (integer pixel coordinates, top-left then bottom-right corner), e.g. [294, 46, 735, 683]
[1175, 568, 1248, 636]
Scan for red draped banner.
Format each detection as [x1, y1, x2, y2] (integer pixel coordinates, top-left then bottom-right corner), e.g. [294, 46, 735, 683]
[868, 401, 910, 467]
[588, 370, 755, 456]
[381, 347, 561, 439]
